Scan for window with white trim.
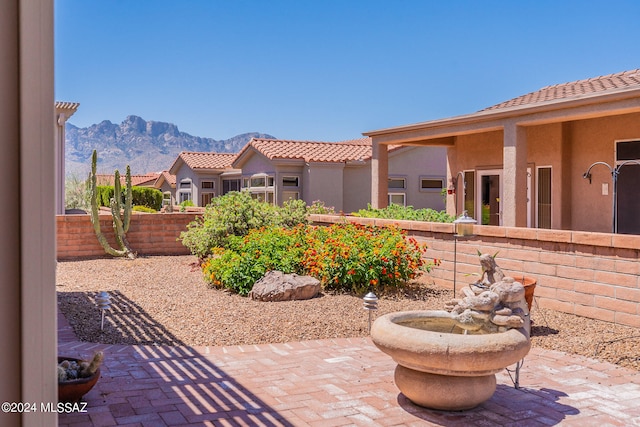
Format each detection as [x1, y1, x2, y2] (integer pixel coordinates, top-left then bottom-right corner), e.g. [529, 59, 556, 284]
[283, 176, 299, 187]
[388, 193, 406, 206]
[420, 177, 444, 191]
[388, 177, 406, 189]
[178, 179, 192, 203]
[245, 173, 275, 204]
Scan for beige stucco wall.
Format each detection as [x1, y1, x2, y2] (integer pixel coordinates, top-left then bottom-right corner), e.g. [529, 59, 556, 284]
[306, 163, 345, 211]
[570, 112, 640, 232]
[447, 113, 640, 232]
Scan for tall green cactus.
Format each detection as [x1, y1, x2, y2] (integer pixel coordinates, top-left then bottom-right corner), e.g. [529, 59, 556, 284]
[88, 150, 136, 259]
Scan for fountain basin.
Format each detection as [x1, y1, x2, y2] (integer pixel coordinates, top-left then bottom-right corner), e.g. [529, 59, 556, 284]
[371, 310, 530, 410]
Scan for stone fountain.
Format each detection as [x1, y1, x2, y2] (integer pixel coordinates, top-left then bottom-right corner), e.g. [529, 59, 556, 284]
[371, 255, 531, 411]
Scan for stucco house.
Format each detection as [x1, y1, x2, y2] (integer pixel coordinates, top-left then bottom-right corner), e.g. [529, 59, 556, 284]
[153, 170, 177, 206]
[365, 69, 640, 234]
[231, 137, 447, 213]
[168, 151, 241, 206]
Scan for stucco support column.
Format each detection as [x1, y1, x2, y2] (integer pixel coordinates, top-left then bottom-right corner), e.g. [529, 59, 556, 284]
[0, 0, 57, 425]
[371, 139, 388, 209]
[503, 121, 528, 227]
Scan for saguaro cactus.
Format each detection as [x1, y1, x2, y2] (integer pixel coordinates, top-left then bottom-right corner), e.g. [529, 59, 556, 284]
[88, 150, 136, 259]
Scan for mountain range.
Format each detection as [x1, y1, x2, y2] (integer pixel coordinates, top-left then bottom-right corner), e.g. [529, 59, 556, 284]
[65, 115, 275, 176]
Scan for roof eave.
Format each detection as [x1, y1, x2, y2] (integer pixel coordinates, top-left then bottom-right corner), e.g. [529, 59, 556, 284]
[363, 86, 640, 140]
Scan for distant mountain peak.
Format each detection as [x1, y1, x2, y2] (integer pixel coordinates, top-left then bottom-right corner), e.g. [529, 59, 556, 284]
[65, 116, 275, 176]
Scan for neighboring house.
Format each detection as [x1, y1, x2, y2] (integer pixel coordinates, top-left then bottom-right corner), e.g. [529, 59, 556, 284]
[365, 69, 640, 234]
[231, 137, 447, 213]
[55, 101, 80, 214]
[168, 152, 241, 206]
[153, 170, 177, 206]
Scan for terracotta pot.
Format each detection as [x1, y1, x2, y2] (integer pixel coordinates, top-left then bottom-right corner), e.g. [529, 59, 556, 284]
[519, 277, 537, 311]
[58, 357, 100, 403]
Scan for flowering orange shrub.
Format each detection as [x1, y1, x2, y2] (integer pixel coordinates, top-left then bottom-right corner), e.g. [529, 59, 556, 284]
[202, 223, 436, 295]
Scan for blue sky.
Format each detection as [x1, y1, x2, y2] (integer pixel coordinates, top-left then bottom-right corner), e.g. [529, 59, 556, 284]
[55, 0, 640, 142]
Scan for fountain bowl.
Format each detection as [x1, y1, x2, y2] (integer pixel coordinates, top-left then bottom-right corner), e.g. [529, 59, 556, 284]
[371, 310, 530, 410]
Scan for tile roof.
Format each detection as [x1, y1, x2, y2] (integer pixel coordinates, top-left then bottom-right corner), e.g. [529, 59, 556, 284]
[483, 69, 640, 111]
[156, 170, 176, 186]
[177, 152, 237, 170]
[239, 137, 375, 163]
[95, 173, 160, 187]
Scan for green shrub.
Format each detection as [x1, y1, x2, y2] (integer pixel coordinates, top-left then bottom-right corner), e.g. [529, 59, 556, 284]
[201, 223, 435, 296]
[180, 191, 278, 259]
[202, 226, 307, 295]
[277, 199, 310, 228]
[95, 185, 162, 210]
[353, 203, 454, 223]
[132, 205, 157, 213]
[307, 200, 335, 215]
[132, 187, 163, 211]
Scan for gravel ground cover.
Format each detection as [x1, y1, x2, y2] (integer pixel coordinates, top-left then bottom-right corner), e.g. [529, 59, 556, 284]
[57, 255, 639, 371]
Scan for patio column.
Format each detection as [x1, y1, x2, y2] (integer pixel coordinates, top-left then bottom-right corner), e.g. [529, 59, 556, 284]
[371, 138, 388, 209]
[503, 121, 528, 227]
[0, 1, 57, 425]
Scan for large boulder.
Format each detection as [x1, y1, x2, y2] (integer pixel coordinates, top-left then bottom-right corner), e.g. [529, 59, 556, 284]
[249, 271, 321, 302]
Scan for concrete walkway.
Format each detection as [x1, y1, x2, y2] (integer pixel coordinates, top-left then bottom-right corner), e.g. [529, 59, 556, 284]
[58, 310, 640, 427]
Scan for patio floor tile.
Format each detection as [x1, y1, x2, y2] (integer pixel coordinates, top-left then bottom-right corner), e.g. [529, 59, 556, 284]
[57, 309, 640, 426]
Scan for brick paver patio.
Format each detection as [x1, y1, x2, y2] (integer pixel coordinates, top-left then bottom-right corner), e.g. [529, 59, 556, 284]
[57, 310, 640, 426]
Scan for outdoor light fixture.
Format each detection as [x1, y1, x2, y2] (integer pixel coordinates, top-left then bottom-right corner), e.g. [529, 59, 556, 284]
[363, 292, 378, 333]
[582, 160, 640, 233]
[95, 291, 111, 331]
[453, 211, 477, 297]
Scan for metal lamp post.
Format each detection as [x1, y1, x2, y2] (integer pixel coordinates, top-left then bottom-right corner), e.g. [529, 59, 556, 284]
[583, 160, 640, 233]
[453, 211, 477, 297]
[363, 292, 378, 333]
[95, 291, 111, 331]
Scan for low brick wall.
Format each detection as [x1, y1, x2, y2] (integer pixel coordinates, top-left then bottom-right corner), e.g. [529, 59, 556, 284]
[56, 212, 640, 328]
[310, 214, 640, 329]
[56, 213, 197, 259]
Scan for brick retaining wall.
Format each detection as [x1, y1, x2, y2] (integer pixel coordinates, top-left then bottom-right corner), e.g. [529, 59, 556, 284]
[56, 213, 197, 259]
[311, 214, 640, 329]
[56, 212, 640, 328]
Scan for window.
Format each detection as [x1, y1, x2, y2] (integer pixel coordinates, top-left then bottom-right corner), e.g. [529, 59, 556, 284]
[201, 181, 214, 189]
[245, 174, 275, 204]
[242, 177, 249, 188]
[283, 176, 299, 187]
[179, 192, 191, 203]
[537, 167, 552, 229]
[283, 191, 299, 201]
[179, 179, 191, 189]
[420, 178, 444, 190]
[222, 179, 241, 194]
[388, 177, 406, 189]
[388, 193, 406, 206]
[250, 176, 266, 187]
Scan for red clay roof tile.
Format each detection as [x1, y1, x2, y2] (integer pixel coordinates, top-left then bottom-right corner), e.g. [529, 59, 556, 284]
[483, 69, 640, 111]
[177, 152, 237, 170]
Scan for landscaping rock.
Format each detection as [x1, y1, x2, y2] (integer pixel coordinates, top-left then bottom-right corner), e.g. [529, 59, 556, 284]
[249, 271, 320, 302]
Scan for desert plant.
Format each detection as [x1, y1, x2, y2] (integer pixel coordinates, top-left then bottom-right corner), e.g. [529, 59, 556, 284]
[201, 223, 434, 296]
[65, 173, 90, 210]
[88, 150, 135, 259]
